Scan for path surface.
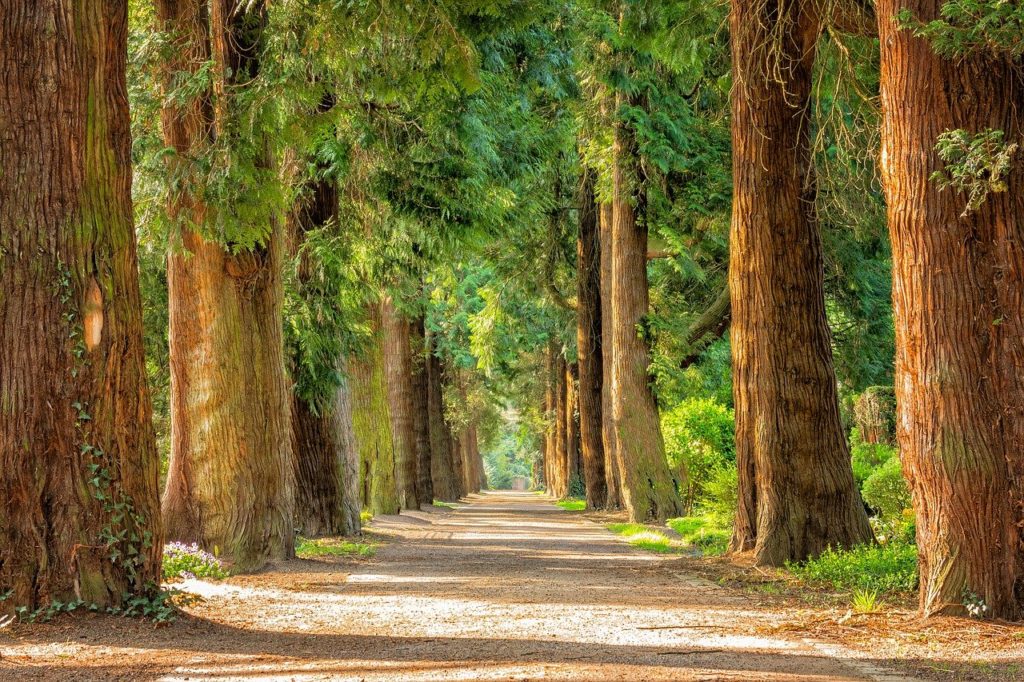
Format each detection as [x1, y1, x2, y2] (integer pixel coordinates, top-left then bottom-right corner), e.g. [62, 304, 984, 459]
[2, 491, 904, 681]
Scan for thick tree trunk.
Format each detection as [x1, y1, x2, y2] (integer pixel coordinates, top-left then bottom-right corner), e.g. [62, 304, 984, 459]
[728, 0, 872, 565]
[0, 0, 162, 610]
[610, 97, 683, 523]
[410, 315, 434, 506]
[427, 341, 461, 501]
[876, 0, 1024, 618]
[157, 0, 294, 572]
[577, 172, 608, 509]
[350, 305, 399, 516]
[599, 201, 622, 509]
[382, 298, 419, 510]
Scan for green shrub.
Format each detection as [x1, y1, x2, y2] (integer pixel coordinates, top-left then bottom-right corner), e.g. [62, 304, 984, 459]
[701, 464, 738, 527]
[850, 435, 897, 488]
[661, 398, 735, 512]
[788, 542, 918, 593]
[668, 516, 730, 556]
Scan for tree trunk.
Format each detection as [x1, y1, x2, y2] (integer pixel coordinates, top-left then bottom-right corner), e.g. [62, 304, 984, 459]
[382, 298, 419, 510]
[410, 315, 434, 506]
[728, 0, 872, 565]
[876, 0, 1024, 618]
[157, 0, 294, 572]
[577, 171, 608, 509]
[610, 95, 683, 523]
[427, 341, 461, 501]
[552, 353, 569, 498]
[599, 201, 622, 509]
[350, 304, 399, 516]
[0, 0, 162, 610]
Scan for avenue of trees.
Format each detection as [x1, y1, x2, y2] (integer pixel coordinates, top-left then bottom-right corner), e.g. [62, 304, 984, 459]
[1, 0, 1021, 622]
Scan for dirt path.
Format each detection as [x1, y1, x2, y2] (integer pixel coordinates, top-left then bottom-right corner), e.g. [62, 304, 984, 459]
[2, 491, 909, 681]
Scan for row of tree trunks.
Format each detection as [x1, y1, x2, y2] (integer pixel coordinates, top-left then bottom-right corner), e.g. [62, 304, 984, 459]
[350, 305, 400, 516]
[159, 0, 295, 572]
[382, 298, 420, 510]
[608, 92, 683, 523]
[577, 171, 608, 509]
[0, 0, 163, 609]
[876, 0, 1024, 618]
[727, 0, 871, 566]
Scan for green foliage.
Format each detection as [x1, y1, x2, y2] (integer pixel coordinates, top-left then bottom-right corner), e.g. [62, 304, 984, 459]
[162, 542, 229, 581]
[661, 398, 734, 512]
[667, 516, 730, 556]
[788, 542, 919, 594]
[851, 588, 883, 614]
[702, 464, 739, 528]
[931, 128, 1019, 216]
[850, 434, 898, 489]
[899, 1, 1024, 58]
[295, 537, 376, 559]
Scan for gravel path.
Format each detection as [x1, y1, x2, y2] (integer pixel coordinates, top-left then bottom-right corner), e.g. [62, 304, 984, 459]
[0, 490, 906, 681]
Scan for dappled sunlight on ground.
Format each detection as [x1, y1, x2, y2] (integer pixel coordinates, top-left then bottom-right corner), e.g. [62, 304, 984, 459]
[0, 491, 987, 680]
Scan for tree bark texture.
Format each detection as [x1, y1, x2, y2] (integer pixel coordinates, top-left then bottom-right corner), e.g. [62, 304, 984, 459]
[599, 201, 622, 509]
[350, 304, 399, 516]
[288, 176, 360, 537]
[382, 298, 419, 510]
[876, 0, 1024, 618]
[409, 315, 434, 506]
[0, 0, 163, 610]
[728, 0, 872, 565]
[427, 341, 462, 501]
[610, 97, 683, 522]
[158, 0, 295, 572]
[577, 171, 608, 509]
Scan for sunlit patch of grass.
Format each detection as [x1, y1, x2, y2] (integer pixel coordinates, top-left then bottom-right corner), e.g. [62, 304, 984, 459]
[556, 498, 585, 511]
[295, 537, 375, 559]
[607, 523, 684, 554]
[667, 516, 731, 556]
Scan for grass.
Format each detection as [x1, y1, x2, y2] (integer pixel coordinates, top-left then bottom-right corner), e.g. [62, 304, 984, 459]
[295, 537, 376, 559]
[787, 541, 918, 594]
[556, 498, 585, 511]
[606, 523, 684, 554]
[667, 516, 731, 556]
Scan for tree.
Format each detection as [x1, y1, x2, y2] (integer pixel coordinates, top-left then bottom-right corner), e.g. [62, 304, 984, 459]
[157, 0, 294, 572]
[410, 315, 435, 505]
[0, 0, 162, 609]
[875, 0, 1024, 618]
[383, 298, 420, 509]
[576, 170, 608, 508]
[350, 304, 400, 516]
[609, 91, 683, 522]
[727, 0, 872, 564]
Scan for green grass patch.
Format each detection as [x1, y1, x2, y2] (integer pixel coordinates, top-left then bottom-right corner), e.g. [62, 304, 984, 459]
[556, 498, 585, 511]
[787, 541, 918, 594]
[295, 537, 376, 559]
[607, 523, 683, 554]
[667, 516, 731, 556]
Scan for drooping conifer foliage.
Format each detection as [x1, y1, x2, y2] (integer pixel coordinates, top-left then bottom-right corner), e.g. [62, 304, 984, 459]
[2, 0, 1020, 622]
